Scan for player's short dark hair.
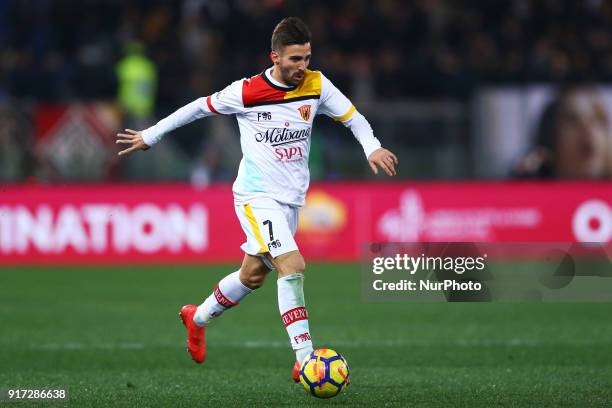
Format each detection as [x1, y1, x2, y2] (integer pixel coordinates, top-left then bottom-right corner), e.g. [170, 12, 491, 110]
[271, 17, 311, 52]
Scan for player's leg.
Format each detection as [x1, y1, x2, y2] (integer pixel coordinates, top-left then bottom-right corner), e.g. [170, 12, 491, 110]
[266, 250, 314, 381]
[259, 202, 315, 380]
[232, 198, 313, 379]
[179, 199, 276, 365]
[194, 254, 270, 325]
[180, 254, 270, 364]
[269, 250, 313, 360]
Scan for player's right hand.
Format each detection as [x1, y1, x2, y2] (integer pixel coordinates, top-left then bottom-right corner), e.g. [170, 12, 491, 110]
[116, 129, 150, 156]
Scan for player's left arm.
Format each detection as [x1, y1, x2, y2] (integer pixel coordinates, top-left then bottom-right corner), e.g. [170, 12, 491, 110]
[318, 74, 398, 176]
[343, 112, 398, 176]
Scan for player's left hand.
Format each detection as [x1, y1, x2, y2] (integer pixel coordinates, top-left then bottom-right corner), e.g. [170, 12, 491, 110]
[368, 148, 398, 176]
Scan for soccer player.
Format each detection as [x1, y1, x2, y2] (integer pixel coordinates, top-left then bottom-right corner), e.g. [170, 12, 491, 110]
[116, 17, 398, 382]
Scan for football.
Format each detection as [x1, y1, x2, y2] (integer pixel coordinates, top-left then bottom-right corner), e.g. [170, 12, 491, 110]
[298, 348, 350, 398]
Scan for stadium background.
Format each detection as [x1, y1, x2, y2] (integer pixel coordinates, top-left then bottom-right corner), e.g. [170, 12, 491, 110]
[1, 0, 611, 406]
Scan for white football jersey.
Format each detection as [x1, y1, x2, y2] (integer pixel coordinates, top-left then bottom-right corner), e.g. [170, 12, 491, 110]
[142, 67, 381, 207]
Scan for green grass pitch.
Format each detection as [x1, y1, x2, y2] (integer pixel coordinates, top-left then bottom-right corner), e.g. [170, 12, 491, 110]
[1, 264, 611, 407]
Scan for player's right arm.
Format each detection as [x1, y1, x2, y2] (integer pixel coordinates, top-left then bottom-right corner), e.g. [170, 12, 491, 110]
[116, 80, 244, 156]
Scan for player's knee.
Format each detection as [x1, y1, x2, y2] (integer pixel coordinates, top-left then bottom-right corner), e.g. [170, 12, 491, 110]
[277, 252, 306, 276]
[293, 256, 306, 275]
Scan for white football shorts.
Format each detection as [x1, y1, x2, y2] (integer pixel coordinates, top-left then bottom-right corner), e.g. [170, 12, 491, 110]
[234, 197, 299, 269]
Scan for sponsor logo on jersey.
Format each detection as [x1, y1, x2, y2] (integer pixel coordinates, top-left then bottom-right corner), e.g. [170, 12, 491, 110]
[254, 127, 311, 147]
[275, 146, 304, 161]
[298, 104, 312, 121]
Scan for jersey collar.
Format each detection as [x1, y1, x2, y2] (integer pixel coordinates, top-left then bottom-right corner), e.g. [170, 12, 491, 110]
[262, 67, 297, 91]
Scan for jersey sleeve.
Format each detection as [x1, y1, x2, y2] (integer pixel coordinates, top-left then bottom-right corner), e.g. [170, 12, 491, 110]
[317, 73, 356, 122]
[318, 73, 381, 158]
[141, 80, 245, 146]
[205, 79, 245, 115]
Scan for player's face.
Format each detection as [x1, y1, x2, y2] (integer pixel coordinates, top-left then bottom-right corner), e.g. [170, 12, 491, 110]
[271, 43, 311, 86]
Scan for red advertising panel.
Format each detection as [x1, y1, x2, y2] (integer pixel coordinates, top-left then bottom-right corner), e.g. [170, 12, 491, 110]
[0, 184, 240, 265]
[0, 182, 609, 264]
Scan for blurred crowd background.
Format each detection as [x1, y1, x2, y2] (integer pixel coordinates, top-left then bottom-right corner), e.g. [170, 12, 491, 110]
[1, 0, 612, 183]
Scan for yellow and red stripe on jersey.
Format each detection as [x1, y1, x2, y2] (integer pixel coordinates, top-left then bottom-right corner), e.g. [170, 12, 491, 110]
[334, 105, 356, 122]
[242, 69, 322, 108]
